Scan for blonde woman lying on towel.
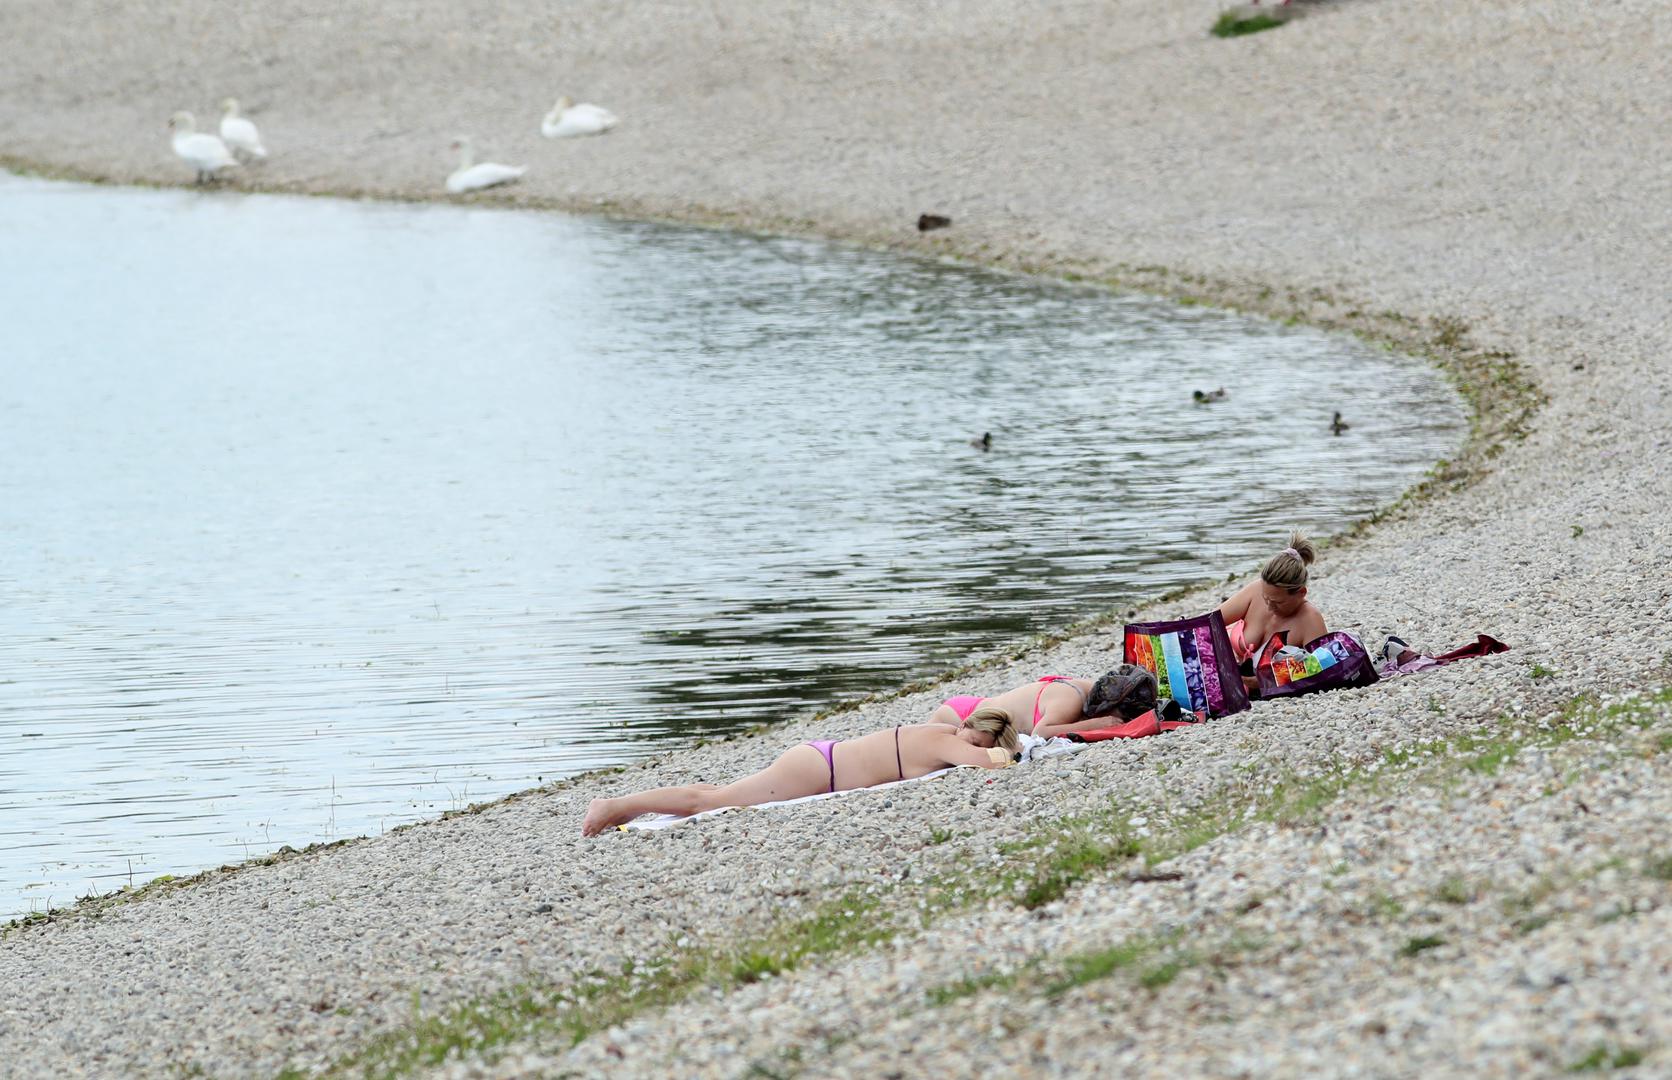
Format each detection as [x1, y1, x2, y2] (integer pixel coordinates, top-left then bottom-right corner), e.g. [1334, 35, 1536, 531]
[581, 710, 1019, 835]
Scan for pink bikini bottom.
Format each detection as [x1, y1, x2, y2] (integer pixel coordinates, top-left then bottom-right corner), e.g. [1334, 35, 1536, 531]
[806, 739, 838, 792]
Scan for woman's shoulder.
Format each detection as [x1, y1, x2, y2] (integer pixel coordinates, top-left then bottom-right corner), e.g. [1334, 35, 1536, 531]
[1292, 602, 1328, 638]
[1218, 579, 1258, 616]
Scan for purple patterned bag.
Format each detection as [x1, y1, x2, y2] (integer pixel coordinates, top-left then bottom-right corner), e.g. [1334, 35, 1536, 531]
[1256, 630, 1380, 699]
[1122, 610, 1249, 718]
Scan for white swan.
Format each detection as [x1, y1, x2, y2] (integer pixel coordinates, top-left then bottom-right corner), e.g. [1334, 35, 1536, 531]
[168, 111, 238, 183]
[541, 96, 618, 138]
[445, 137, 526, 194]
[219, 98, 268, 161]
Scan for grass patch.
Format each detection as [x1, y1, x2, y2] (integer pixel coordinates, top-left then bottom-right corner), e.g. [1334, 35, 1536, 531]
[732, 951, 786, 984]
[1462, 741, 1518, 776]
[1532, 663, 1557, 679]
[930, 930, 1244, 1006]
[1433, 876, 1473, 905]
[926, 931, 1201, 1006]
[1400, 935, 1445, 957]
[925, 968, 1020, 1006]
[1643, 856, 1672, 882]
[1211, 11, 1286, 38]
[1016, 830, 1142, 909]
[1568, 1044, 1647, 1072]
[1046, 937, 1159, 996]
[1138, 958, 1187, 989]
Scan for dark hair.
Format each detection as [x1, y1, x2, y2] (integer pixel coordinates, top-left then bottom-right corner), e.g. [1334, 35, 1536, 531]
[1087, 665, 1158, 720]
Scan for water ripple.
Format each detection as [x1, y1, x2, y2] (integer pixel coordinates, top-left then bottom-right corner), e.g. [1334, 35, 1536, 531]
[0, 174, 1463, 917]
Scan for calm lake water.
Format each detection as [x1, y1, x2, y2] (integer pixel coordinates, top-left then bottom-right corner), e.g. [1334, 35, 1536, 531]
[0, 173, 1463, 917]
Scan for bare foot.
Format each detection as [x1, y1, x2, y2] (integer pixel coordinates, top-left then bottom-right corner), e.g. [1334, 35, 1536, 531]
[581, 797, 622, 836]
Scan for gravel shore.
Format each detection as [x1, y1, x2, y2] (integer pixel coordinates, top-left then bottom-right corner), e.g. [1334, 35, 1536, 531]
[3, 0, 1671, 1075]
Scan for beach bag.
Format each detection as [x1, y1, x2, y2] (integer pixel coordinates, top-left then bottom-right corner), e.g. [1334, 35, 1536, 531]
[1122, 610, 1249, 717]
[1256, 630, 1380, 699]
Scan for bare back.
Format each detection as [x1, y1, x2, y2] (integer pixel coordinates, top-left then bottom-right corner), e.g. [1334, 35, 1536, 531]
[973, 679, 1093, 735]
[833, 724, 994, 789]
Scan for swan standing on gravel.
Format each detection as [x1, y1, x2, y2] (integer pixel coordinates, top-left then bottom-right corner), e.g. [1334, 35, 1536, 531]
[445, 137, 526, 194]
[168, 112, 238, 184]
[541, 96, 618, 138]
[219, 99, 267, 161]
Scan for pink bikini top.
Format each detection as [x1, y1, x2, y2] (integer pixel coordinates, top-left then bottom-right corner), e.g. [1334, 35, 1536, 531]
[1033, 675, 1088, 726]
[1228, 619, 1253, 663]
[1228, 620, 1286, 666]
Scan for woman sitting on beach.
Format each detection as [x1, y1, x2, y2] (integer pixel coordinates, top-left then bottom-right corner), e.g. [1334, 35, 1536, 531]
[930, 665, 1157, 740]
[581, 711, 1020, 835]
[1218, 531, 1327, 688]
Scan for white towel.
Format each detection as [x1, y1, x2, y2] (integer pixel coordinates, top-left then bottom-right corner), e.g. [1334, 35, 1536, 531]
[1017, 732, 1088, 763]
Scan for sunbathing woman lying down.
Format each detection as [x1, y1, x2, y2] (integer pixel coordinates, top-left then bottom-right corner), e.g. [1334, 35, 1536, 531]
[582, 711, 1020, 836]
[930, 665, 1158, 740]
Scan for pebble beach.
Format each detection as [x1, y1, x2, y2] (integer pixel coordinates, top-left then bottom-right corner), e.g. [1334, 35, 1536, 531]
[3, 0, 1671, 1076]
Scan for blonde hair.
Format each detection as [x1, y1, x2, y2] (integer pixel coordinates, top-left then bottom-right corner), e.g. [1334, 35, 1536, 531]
[1260, 530, 1317, 591]
[964, 704, 1020, 753]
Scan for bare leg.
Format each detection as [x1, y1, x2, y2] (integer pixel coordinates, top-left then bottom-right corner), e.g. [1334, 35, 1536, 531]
[582, 782, 714, 835]
[582, 746, 830, 836]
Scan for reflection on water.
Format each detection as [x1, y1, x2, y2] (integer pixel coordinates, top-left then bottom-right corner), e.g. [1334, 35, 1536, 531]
[0, 174, 1463, 916]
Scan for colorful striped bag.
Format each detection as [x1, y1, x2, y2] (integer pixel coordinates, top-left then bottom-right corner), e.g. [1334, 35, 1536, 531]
[1121, 610, 1250, 718]
[1255, 630, 1380, 699]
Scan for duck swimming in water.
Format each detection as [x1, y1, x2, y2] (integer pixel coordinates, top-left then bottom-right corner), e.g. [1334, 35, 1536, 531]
[1330, 411, 1350, 435]
[969, 432, 992, 451]
[1193, 387, 1227, 404]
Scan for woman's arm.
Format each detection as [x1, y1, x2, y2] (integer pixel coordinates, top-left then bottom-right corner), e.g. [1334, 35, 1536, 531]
[934, 732, 1013, 770]
[1218, 581, 1255, 625]
[1034, 713, 1136, 740]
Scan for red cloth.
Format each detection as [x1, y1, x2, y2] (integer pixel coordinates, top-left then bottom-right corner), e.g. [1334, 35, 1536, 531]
[1066, 708, 1204, 742]
[1428, 634, 1510, 664]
